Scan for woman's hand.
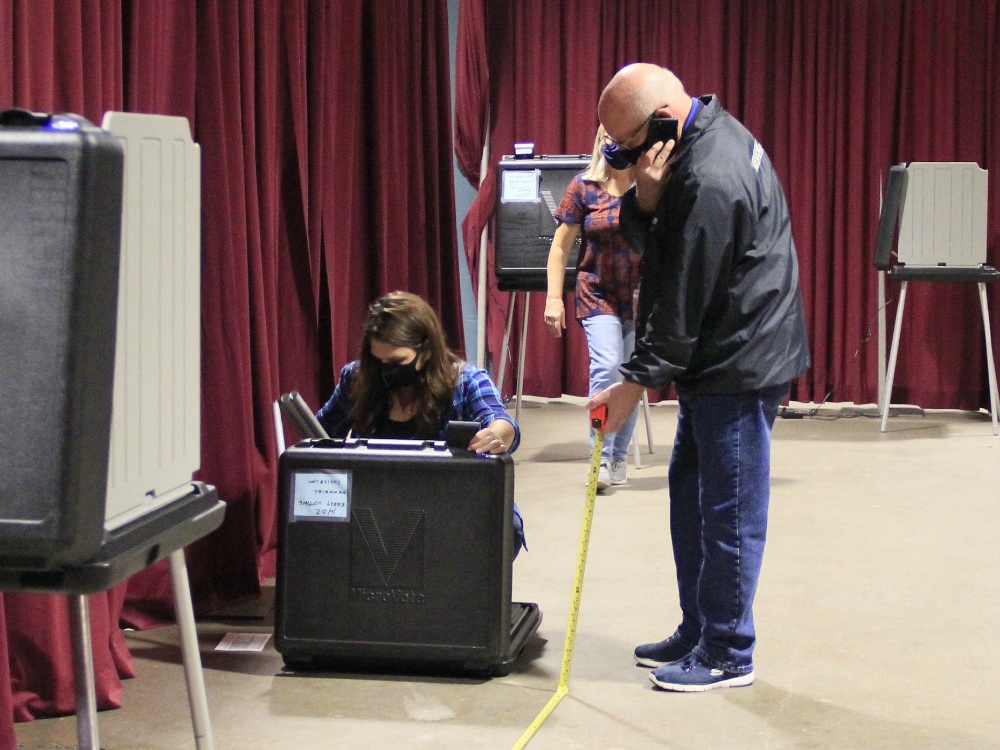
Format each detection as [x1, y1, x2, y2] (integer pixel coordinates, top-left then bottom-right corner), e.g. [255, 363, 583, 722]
[545, 223, 579, 330]
[544, 297, 566, 338]
[468, 420, 516, 454]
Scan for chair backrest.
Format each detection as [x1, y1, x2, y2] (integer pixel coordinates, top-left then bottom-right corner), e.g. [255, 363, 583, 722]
[897, 162, 988, 268]
[273, 392, 330, 458]
[874, 164, 909, 271]
[279, 392, 329, 440]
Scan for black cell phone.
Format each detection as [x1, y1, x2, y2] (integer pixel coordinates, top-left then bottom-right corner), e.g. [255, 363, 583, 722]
[646, 116, 679, 148]
[444, 420, 480, 450]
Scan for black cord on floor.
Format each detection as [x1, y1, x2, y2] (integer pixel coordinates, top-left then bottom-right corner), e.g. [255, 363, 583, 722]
[783, 296, 893, 421]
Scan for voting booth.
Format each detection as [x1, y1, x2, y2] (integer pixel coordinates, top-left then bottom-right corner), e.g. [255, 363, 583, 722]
[0, 110, 223, 750]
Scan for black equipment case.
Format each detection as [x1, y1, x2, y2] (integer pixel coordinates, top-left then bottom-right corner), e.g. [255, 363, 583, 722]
[0, 110, 124, 570]
[274, 438, 541, 676]
[494, 154, 588, 292]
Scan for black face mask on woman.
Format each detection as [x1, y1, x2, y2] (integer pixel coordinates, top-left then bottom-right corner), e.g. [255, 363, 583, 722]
[379, 358, 421, 391]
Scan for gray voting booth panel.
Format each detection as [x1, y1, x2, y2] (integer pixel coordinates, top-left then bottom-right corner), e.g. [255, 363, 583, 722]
[898, 162, 989, 269]
[0, 112, 124, 569]
[101, 112, 203, 532]
[274, 439, 540, 676]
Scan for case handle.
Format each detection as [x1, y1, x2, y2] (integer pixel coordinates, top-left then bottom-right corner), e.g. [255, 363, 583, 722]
[0, 108, 53, 127]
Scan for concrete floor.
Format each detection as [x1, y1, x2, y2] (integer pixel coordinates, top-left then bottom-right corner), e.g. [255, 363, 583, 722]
[13, 398, 1000, 749]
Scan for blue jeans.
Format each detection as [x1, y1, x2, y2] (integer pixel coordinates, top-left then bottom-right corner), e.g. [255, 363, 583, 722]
[667, 383, 788, 674]
[581, 314, 640, 462]
[512, 503, 525, 559]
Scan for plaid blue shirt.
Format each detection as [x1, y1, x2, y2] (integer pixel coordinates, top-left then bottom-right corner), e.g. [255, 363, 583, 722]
[316, 362, 520, 452]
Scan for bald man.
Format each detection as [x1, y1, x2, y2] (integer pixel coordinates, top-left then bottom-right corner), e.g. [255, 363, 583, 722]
[588, 64, 810, 692]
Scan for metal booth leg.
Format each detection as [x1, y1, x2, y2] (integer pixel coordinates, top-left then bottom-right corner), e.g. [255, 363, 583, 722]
[68, 595, 100, 750]
[632, 389, 654, 469]
[66, 554, 215, 750]
[630, 390, 655, 469]
[881, 281, 909, 432]
[641, 390, 654, 452]
[978, 282, 1000, 436]
[497, 291, 517, 398]
[169, 549, 215, 750]
[515, 293, 530, 424]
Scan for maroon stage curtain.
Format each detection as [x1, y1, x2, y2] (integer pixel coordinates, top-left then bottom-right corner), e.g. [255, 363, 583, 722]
[2, 0, 462, 731]
[454, 0, 489, 186]
[457, 0, 1000, 410]
[0, 597, 9, 750]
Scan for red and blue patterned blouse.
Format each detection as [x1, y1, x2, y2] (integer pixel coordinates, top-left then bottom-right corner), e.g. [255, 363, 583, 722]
[554, 174, 641, 322]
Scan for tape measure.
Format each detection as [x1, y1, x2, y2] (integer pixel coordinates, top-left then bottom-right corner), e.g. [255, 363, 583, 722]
[511, 405, 608, 749]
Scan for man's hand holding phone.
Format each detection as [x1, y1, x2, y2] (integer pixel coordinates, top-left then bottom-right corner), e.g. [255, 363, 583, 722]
[635, 116, 678, 214]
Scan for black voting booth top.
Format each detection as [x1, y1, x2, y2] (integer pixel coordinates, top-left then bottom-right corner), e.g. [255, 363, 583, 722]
[495, 154, 589, 292]
[0, 111, 125, 572]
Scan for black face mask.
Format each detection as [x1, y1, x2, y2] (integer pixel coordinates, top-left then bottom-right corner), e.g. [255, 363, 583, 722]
[379, 358, 421, 391]
[602, 141, 643, 170]
[601, 107, 676, 169]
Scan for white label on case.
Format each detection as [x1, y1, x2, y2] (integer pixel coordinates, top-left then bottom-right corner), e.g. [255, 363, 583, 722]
[291, 469, 351, 521]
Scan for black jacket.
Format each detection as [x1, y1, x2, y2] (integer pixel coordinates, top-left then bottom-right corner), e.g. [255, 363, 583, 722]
[619, 95, 810, 393]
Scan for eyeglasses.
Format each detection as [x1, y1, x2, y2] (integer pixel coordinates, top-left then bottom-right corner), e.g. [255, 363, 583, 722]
[603, 104, 670, 149]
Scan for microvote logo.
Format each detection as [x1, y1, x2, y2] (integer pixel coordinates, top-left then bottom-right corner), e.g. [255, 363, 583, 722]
[349, 507, 426, 603]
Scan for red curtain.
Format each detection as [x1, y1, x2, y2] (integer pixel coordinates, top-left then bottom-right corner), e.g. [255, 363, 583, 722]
[456, 0, 1000, 410]
[454, 0, 489, 186]
[0, 598, 8, 750]
[1, 0, 461, 732]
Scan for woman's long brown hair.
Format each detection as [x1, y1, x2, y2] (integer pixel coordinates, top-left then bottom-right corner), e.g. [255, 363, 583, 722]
[350, 291, 461, 437]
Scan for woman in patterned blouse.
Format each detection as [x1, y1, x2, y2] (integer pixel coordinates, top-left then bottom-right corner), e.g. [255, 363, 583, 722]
[543, 126, 642, 491]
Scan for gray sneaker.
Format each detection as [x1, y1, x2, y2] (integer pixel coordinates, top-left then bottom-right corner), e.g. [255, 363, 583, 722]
[609, 458, 628, 485]
[596, 462, 611, 491]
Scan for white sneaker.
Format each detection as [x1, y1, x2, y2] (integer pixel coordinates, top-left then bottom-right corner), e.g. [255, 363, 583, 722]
[609, 459, 628, 485]
[596, 462, 611, 491]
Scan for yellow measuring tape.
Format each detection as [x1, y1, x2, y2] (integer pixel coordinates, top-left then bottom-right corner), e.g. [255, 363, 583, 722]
[511, 406, 608, 750]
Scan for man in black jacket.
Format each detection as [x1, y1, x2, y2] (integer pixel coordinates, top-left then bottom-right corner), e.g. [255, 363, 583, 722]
[589, 63, 811, 692]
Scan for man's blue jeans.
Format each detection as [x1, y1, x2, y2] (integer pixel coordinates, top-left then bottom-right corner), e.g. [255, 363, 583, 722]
[668, 383, 788, 674]
[581, 314, 639, 462]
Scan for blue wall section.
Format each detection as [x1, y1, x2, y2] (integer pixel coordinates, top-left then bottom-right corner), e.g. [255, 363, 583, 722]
[448, 0, 480, 362]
